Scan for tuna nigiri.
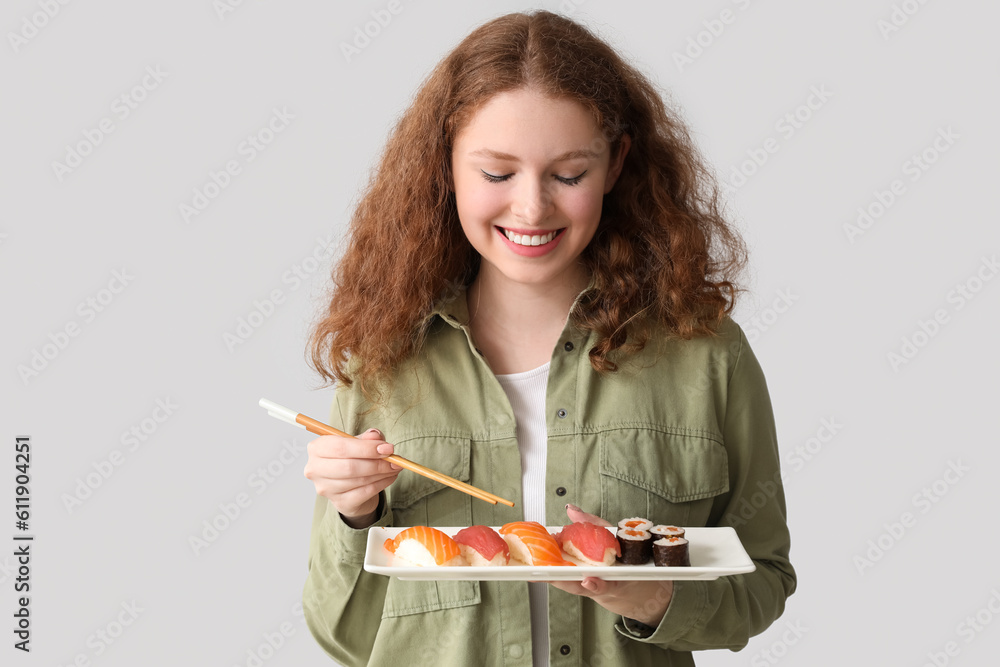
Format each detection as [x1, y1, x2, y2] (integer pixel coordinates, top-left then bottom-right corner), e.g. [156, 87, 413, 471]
[383, 526, 465, 566]
[556, 521, 621, 566]
[453, 525, 510, 566]
[499, 521, 575, 566]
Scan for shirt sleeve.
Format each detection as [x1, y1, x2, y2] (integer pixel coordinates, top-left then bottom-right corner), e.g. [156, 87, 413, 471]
[615, 324, 797, 651]
[301, 392, 395, 665]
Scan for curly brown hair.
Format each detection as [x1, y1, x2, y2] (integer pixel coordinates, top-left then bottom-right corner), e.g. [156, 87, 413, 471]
[308, 10, 747, 401]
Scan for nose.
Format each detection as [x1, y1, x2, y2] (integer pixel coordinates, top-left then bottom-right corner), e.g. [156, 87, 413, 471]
[511, 176, 554, 225]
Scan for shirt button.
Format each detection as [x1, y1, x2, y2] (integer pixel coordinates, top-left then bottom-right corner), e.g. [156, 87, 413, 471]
[564, 341, 574, 351]
[508, 644, 523, 659]
[556, 487, 567, 497]
[557, 408, 567, 419]
[560, 644, 571, 655]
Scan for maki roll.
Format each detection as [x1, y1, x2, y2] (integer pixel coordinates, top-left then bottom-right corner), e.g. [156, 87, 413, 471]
[453, 525, 510, 566]
[650, 525, 685, 540]
[652, 536, 690, 567]
[618, 517, 653, 532]
[616, 528, 653, 564]
[383, 526, 466, 566]
[556, 522, 621, 566]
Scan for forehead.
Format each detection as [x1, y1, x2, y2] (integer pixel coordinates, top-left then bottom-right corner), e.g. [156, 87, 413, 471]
[454, 89, 605, 158]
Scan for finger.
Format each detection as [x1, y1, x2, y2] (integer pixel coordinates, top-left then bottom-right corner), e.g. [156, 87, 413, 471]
[308, 433, 394, 460]
[545, 580, 589, 597]
[315, 470, 400, 496]
[305, 456, 398, 481]
[579, 576, 613, 596]
[564, 503, 613, 527]
[334, 474, 398, 509]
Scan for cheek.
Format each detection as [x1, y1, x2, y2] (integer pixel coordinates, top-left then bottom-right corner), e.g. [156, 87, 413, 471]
[456, 181, 505, 223]
[560, 187, 604, 229]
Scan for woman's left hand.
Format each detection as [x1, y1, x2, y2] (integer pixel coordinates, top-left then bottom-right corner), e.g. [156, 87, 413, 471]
[545, 505, 674, 627]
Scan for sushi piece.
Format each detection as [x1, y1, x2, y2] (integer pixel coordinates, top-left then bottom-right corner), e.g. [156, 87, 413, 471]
[556, 522, 621, 566]
[383, 526, 465, 567]
[616, 528, 653, 565]
[618, 517, 653, 533]
[652, 536, 690, 567]
[453, 525, 510, 566]
[499, 521, 575, 566]
[650, 525, 686, 540]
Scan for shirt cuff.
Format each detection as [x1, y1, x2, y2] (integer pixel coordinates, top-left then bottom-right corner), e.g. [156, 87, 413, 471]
[322, 492, 392, 564]
[616, 579, 709, 645]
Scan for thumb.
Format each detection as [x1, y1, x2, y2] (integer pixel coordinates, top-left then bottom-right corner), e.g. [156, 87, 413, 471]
[565, 503, 613, 527]
[358, 428, 384, 441]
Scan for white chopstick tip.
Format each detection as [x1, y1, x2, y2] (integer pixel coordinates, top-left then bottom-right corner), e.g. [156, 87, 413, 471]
[259, 398, 304, 428]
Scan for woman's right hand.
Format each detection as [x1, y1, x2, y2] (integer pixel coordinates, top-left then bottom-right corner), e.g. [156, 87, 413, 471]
[303, 428, 401, 528]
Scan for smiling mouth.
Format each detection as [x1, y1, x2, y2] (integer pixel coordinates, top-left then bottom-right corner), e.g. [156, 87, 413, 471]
[497, 227, 563, 247]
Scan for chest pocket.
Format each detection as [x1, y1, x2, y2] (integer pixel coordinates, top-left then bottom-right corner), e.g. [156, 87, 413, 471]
[382, 435, 480, 619]
[599, 428, 729, 527]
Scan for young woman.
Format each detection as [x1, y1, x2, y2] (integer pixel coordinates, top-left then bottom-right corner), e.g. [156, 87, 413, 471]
[302, 10, 795, 666]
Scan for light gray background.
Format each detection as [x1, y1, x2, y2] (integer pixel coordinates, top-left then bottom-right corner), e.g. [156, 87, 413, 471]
[3, 1, 998, 665]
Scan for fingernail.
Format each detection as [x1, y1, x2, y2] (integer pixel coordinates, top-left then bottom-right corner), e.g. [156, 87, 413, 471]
[565, 503, 580, 512]
[365, 428, 382, 437]
[377, 443, 393, 456]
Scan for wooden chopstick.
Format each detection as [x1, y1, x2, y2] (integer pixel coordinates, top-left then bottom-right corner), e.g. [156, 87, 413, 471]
[294, 413, 515, 507]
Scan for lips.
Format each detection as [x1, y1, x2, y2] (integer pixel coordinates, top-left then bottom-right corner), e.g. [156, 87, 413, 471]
[499, 227, 560, 247]
[495, 226, 565, 257]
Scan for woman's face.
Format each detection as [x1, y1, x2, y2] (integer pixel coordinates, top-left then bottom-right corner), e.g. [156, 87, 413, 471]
[451, 88, 629, 292]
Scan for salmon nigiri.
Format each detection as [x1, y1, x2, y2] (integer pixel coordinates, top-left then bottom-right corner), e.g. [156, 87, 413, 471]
[383, 526, 465, 566]
[499, 521, 575, 566]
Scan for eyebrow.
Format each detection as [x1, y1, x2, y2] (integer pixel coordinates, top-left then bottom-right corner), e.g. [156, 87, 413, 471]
[468, 148, 600, 162]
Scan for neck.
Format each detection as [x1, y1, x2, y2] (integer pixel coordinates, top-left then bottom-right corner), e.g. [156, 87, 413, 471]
[467, 264, 589, 374]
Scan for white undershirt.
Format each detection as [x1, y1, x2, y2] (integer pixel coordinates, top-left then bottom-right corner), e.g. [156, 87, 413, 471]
[495, 362, 551, 667]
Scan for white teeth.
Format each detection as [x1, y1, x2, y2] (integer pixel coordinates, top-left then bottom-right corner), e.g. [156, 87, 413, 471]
[503, 229, 557, 246]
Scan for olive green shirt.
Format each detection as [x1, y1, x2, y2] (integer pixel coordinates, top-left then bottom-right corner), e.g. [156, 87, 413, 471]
[303, 287, 796, 666]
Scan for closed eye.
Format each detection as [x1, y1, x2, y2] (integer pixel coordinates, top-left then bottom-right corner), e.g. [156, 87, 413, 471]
[479, 170, 587, 186]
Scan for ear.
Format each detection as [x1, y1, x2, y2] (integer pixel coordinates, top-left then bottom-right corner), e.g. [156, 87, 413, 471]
[603, 133, 631, 194]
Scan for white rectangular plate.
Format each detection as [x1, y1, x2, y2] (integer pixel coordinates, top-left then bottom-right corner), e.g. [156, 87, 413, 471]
[363, 526, 755, 581]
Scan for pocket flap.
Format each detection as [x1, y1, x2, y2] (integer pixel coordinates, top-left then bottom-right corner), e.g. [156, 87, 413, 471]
[389, 436, 471, 508]
[599, 429, 729, 502]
